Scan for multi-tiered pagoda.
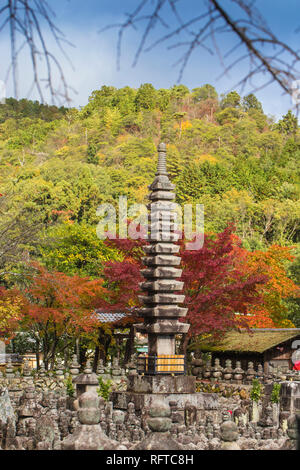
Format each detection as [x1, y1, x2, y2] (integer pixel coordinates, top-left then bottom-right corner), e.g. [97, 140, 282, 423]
[137, 143, 190, 375]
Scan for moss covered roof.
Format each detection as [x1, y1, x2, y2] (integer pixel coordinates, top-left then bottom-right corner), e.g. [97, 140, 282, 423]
[198, 329, 300, 354]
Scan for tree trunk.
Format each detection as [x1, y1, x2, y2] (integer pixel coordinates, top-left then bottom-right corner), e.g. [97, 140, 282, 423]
[75, 338, 80, 362]
[35, 340, 40, 370]
[49, 338, 59, 370]
[93, 344, 100, 372]
[123, 325, 135, 366]
[96, 328, 112, 365]
[79, 343, 87, 367]
[43, 339, 49, 370]
[64, 347, 69, 368]
[103, 335, 112, 365]
[179, 333, 190, 355]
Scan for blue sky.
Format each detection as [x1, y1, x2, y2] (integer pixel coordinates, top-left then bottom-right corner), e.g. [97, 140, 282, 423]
[1, 0, 300, 119]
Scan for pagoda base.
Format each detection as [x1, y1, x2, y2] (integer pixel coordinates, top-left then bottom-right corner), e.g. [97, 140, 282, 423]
[127, 374, 195, 394]
[110, 375, 219, 416]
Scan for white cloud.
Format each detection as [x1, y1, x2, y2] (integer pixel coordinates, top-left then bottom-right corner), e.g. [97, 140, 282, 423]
[0, 19, 295, 119]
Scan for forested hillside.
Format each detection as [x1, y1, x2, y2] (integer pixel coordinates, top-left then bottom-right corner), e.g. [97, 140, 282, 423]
[0, 83, 299, 340]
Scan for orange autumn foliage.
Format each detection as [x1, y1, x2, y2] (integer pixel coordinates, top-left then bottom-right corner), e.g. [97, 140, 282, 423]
[0, 286, 24, 342]
[234, 243, 299, 328]
[22, 262, 107, 333]
[19, 262, 108, 367]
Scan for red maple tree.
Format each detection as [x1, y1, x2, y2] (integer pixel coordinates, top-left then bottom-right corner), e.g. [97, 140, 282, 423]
[99, 224, 268, 352]
[99, 237, 145, 315]
[20, 262, 107, 368]
[180, 225, 267, 349]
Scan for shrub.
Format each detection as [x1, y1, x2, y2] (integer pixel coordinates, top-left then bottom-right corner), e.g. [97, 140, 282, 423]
[270, 383, 281, 404]
[97, 376, 113, 401]
[250, 378, 262, 402]
[64, 375, 75, 398]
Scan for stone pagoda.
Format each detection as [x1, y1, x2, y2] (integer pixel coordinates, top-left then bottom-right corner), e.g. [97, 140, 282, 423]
[111, 143, 217, 413]
[137, 142, 189, 373]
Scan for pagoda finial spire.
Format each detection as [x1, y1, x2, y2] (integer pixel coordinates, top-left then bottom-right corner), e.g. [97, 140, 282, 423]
[156, 142, 168, 176]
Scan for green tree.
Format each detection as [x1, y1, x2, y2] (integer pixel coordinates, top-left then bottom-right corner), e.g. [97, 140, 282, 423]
[220, 91, 241, 109]
[134, 83, 157, 110]
[87, 143, 99, 164]
[276, 110, 299, 136]
[170, 84, 190, 103]
[192, 84, 218, 103]
[157, 88, 171, 111]
[39, 222, 120, 277]
[88, 86, 117, 109]
[242, 93, 263, 112]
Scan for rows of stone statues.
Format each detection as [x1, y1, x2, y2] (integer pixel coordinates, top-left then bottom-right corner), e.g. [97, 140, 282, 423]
[0, 356, 129, 393]
[0, 356, 299, 450]
[191, 357, 300, 383]
[2, 355, 299, 389]
[0, 383, 298, 450]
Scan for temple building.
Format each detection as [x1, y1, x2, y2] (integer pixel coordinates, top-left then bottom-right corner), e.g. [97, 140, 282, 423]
[198, 328, 300, 373]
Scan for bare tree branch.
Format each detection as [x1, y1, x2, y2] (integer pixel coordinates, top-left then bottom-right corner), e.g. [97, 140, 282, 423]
[1, 0, 75, 105]
[102, 0, 300, 107]
[2, 1, 300, 108]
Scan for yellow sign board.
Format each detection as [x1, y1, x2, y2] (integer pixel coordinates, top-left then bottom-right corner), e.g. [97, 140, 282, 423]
[143, 354, 185, 373]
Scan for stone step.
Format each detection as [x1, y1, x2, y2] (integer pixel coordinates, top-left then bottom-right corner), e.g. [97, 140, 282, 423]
[149, 191, 175, 201]
[142, 320, 190, 334]
[140, 306, 188, 318]
[142, 255, 181, 267]
[150, 221, 177, 232]
[141, 267, 182, 279]
[148, 232, 180, 242]
[147, 201, 178, 212]
[150, 211, 177, 222]
[139, 280, 184, 292]
[139, 293, 185, 304]
[143, 243, 180, 254]
[148, 180, 175, 191]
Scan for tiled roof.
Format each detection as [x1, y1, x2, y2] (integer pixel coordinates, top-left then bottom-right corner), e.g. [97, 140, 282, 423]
[198, 329, 300, 354]
[95, 311, 127, 323]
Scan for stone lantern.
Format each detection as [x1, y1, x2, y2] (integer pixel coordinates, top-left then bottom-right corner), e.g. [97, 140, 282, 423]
[72, 360, 98, 398]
